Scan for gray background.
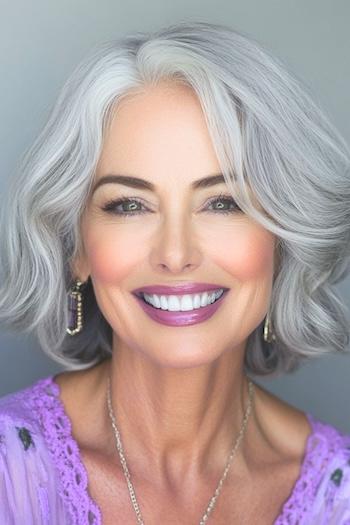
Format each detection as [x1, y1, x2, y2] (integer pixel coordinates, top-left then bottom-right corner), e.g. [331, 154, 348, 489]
[1, 1, 349, 432]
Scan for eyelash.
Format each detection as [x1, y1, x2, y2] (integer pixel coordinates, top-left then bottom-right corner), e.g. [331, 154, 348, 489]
[101, 192, 241, 217]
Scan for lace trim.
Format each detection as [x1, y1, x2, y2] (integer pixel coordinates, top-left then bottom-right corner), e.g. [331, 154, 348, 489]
[25, 375, 341, 525]
[27, 376, 102, 525]
[273, 412, 345, 524]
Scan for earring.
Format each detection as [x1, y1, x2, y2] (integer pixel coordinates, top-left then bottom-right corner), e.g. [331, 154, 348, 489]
[66, 279, 85, 335]
[263, 311, 276, 343]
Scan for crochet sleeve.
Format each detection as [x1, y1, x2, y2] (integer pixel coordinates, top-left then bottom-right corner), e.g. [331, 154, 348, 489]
[313, 447, 350, 524]
[0, 377, 102, 525]
[274, 416, 350, 525]
[0, 412, 69, 525]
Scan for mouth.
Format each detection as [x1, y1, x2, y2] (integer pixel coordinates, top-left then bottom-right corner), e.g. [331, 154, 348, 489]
[134, 288, 229, 310]
[132, 288, 230, 327]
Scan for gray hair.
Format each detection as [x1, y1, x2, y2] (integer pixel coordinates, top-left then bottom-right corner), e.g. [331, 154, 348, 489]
[1, 20, 350, 376]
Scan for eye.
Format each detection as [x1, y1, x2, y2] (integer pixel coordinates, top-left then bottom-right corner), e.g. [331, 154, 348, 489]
[101, 197, 149, 216]
[205, 193, 241, 215]
[100, 193, 241, 217]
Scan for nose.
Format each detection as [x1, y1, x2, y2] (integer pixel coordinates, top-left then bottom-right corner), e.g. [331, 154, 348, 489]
[149, 213, 202, 274]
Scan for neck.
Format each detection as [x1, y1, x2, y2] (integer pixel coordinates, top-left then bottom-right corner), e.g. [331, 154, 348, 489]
[104, 345, 253, 488]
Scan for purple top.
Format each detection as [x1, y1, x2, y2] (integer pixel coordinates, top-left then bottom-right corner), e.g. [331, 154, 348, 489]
[0, 375, 350, 525]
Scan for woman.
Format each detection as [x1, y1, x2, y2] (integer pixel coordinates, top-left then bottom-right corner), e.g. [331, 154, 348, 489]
[0, 20, 349, 524]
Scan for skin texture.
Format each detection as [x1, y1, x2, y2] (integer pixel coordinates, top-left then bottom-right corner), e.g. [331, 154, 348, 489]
[55, 81, 312, 523]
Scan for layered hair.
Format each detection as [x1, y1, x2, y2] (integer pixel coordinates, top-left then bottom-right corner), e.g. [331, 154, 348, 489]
[1, 20, 350, 376]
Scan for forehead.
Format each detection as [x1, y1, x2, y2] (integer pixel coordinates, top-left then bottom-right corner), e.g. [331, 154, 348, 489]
[96, 81, 222, 185]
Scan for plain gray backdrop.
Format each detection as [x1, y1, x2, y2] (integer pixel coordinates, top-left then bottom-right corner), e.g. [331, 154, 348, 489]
[0, 0, 349, 432]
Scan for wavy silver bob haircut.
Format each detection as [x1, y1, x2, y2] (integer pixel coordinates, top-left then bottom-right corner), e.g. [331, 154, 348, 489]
[1, 21, 350, 376]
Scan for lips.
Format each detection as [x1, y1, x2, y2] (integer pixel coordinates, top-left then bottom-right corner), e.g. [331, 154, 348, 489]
[133, 288, 229, 326]
[132, 283, 230, 297]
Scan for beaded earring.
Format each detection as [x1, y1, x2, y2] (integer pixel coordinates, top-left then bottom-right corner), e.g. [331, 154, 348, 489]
[66, 279, 85, 335]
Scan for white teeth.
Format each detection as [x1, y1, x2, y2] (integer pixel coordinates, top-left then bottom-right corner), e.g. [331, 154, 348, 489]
[142, 289, 225, 311]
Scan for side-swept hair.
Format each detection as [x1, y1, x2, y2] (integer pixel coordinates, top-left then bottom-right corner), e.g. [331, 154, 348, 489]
[1, 20, 350, 376]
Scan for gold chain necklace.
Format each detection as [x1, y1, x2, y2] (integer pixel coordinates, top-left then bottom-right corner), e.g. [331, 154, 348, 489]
[107, 376, 255, 524]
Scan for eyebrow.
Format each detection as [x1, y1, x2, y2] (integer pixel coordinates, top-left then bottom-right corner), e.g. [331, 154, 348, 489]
[91, 173, 228, 195]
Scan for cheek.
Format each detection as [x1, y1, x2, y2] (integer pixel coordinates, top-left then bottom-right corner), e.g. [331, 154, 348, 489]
[84, 228, 141, 284]
[212, 226, 275, 282]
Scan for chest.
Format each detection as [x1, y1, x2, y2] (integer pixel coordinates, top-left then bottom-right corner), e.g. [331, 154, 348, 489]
[81, 450, 301, 525]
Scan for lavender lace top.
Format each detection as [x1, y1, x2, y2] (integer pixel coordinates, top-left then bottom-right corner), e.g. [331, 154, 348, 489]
[0, 375, 350, 525]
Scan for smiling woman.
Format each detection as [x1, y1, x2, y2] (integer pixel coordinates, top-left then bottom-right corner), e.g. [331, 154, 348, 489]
[1, 20, 350, 525]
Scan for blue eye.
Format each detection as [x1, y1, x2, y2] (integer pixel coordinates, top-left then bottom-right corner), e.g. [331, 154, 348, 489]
[101, 193, 241, 217]
[206, 194, 241, 214]
[102, 197, 147, 216]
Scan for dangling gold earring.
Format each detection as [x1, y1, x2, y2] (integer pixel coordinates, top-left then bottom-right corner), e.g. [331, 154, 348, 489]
[66, 279, 85, 335]
[263, 311, 276, 343]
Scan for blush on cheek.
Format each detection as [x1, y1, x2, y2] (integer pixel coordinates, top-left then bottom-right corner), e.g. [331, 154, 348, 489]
[239, 238, 275, 279]
[87, 236, 141, 284]
[214, 231, 275, 282]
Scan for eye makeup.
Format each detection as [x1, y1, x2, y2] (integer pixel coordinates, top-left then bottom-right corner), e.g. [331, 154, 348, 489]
[100, 192, 242, 217]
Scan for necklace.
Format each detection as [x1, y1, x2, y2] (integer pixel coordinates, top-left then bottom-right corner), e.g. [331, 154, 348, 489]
[106, 375, 255, 524]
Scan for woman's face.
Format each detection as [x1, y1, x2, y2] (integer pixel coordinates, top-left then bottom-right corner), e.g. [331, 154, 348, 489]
[74, 81, 277, 368]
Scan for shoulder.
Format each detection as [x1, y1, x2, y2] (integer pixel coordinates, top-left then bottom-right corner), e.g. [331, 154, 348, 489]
[0, 375, 56, 442]
[0, 376, 69, 523]
[0, 374, 67, 462]
[300, 413, 350, 523]
[307, 412, 350, 476]
[0, 376, 51, 444]
[252, 385, 350, 522]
